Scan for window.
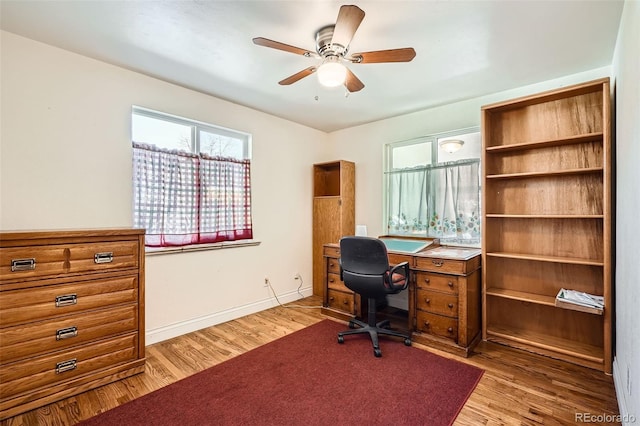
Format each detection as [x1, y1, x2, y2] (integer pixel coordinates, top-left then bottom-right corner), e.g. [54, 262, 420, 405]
[132, 107, 252, 248]
[384, 128, 481, 246]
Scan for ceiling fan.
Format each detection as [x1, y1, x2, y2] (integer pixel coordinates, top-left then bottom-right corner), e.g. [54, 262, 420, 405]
[253, 4, 416, 93]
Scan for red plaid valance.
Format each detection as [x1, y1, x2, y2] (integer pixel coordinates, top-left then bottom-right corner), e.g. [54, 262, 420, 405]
[133, 142, 253, 247]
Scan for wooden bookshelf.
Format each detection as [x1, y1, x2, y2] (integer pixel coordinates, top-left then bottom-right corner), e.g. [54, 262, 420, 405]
[481, 78, 612, 373]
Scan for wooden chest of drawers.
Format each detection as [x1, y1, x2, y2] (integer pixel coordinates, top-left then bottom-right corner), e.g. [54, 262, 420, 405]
[0, 229, 145, 420]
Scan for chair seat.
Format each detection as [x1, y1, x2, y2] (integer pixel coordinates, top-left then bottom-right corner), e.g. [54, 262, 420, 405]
[385, 271, 406, 289]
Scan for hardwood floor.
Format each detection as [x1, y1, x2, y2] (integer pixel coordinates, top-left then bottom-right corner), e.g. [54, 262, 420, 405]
[2, 296, 620, 425]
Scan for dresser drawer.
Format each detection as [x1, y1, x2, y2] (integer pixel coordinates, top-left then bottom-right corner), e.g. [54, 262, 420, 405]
[0, 304, 138, 365]
[326, 257, 341, 274]
[0, 275, 138, 327]
[0, 333, 138, 399]
[327, 289, 354, 314]
[416, 311, 458, 342]
[327, 273, 351, 293]
[0, 240, 139, 281]
[416, 289, 458, 318]
[414, 272, 458, 294]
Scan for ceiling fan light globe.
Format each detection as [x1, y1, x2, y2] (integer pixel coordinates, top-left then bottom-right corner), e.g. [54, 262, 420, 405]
[317, 61, 347, 87]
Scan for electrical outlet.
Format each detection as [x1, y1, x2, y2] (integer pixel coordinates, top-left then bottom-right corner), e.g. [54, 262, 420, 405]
[264, 277, 269, 287]
[294, 273, 301, 280]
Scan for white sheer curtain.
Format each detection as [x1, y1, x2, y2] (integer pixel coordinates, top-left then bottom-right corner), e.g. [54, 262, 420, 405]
[387, 159, 480, 244]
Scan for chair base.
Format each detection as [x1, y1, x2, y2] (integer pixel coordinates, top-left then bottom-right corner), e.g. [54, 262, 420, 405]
[337, 316, 412, 357]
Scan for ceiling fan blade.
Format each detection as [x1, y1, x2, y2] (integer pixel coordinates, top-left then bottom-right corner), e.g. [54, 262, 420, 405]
[344, 68, 364, 93]
[331, 5, 365, 49]
[278, 67, 317, 85]
[351, 48, 417, 64]
[253, 37, 314, 57]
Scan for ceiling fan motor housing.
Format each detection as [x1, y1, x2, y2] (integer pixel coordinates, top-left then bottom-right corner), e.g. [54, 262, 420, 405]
[315, 25, 347, 58]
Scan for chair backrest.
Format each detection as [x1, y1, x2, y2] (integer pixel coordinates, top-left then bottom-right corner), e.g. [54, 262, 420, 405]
[339, 236, 391, 298]
[339, 236, 390, 275]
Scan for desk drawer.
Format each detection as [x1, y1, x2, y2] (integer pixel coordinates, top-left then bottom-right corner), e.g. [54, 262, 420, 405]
[326, 258, 341, 274]
[0, 275, 138, 327]
[0, 304, 138, 365]
[0, 333, 138, 399]
[323, 246, 340, 259]
[327, 289, 354, 314]
[327, 273, 350, 293]
[0, 241, 138, 281]
[388, 253, 412, 267]
[416, 289, 458, 318]
[416, 311, 458, 342]
[414, 272, 458, 294]
[414, 256, 467, 274]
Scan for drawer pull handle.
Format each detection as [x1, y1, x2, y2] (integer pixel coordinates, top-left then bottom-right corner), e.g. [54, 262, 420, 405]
[55, 294, 77, 307]
[447, 327, 454, 333]
[56, 326, 78, 340]
[55, 359, 77, 374]
[10, 258, 36, 272]
[329, 297, 335, 301]
[424, 278, 430, 283]
[343, 299, 349, 305]
[424, 321, 430, 327]
[329, 278, 335, 283]
[94, 252, 114, 264]
[448, 281, 454, 287]
[448, 303, 454, 308]
[425, 298, 431, 304]
[432, 260, 444, 267]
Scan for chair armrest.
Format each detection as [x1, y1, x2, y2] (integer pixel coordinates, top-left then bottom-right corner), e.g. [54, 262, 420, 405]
[388, 261, 410, 291]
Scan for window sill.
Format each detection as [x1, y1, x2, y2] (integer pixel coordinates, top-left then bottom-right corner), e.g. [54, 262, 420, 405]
[145, 240, 261, 256]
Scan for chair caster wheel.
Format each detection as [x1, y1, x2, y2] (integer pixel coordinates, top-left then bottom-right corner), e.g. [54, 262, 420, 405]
[404, 338, 412, 346]
[348, 321, 356, 329]
[337, 335, 344, 344]
[374, 348, 382, 357]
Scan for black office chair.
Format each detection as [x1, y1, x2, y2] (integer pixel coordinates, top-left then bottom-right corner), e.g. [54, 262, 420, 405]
[337, 236, 412, 357]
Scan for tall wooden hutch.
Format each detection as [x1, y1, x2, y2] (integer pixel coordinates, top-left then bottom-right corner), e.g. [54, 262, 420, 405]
[312, 161, 355, 296]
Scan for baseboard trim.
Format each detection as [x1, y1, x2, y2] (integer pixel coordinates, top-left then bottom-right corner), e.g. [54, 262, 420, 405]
[146, 286, 315, 345]
[612, 356, 633, 425]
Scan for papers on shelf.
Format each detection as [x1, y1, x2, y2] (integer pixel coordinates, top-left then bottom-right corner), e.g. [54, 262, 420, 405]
[555, 288, 604, 315]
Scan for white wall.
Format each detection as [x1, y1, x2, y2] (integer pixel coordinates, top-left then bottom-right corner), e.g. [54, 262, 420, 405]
[0, 31, 329, 343]
[612, 1, 640, 423]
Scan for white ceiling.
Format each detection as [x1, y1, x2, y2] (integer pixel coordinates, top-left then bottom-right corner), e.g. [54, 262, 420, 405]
[0, 1, 624, 132]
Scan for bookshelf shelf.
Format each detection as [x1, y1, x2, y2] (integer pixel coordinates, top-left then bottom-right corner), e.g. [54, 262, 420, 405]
[484, 132, 603, 153]
[486, 167, 603, 180]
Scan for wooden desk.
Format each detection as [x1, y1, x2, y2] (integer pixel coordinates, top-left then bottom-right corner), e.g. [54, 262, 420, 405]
[321, 241, 481, 357]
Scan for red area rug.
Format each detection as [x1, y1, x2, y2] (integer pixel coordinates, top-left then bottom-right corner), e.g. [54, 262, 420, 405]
[80, 319, 483, 426]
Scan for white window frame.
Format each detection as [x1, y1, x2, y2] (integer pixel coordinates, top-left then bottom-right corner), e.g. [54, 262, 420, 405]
[383, 126, 481, 240]
[132, 106, 258, 254]
[132, 106, 251, 159]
